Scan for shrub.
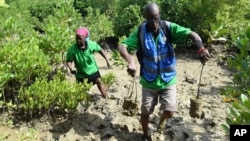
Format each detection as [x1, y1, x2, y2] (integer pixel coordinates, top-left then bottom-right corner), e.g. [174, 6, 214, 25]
[222, 94, 250, 133]
[81, 7, 114, 42]
[19, 76, 92, 115]
[38, 0, 84, 65]
[221, 27, 250, 98]
[101, 72, 116, 90]
[221, 27, 250, 134]
[0, 37, 52, 104]
[111, 50, 126, 69]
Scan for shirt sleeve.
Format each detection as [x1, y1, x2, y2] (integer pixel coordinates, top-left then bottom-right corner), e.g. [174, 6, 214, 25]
[66, 45, 74, 62]
[94, 42, 101, 52]
[170, 23, 192, 44]
[121, 28, 140, 52]
[88, 41, 101, 53]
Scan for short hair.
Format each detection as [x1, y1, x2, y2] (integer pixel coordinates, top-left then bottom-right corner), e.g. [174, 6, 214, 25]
[143, 2, 160, 18]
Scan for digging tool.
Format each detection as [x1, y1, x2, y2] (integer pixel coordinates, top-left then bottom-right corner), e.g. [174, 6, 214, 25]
[189, 64, 205, 118]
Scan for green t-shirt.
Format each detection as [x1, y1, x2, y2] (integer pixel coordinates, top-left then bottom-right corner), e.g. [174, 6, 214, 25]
[122, 22, 191, 89]
[66, 40, 101, 78]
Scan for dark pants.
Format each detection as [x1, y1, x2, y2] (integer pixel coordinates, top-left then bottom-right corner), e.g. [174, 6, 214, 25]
[76, 71, 101, 85]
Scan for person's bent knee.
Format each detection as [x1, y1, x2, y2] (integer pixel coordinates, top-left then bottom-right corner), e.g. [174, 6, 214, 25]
[95, 78, 102, 85]
[163, 110, 175, 118]
[141, 106, 153, 115]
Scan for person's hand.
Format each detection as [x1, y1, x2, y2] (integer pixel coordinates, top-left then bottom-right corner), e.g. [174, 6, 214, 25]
[198, 47, 210, 65]
[70, 68, 77, 74]
[127, 61, 136, 77]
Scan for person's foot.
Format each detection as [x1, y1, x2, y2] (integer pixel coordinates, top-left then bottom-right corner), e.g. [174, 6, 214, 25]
[156, 120, 166, 134]
[101, 93, 109, 99]
[141, 134, 152, 141]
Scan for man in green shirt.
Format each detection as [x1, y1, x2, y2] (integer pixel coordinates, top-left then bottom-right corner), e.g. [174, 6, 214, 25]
[118, 3, 210, 141]
[66, 27, 112, 99]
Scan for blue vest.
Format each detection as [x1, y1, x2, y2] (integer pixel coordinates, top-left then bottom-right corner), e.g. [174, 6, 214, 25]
[139, 22, 176, 82]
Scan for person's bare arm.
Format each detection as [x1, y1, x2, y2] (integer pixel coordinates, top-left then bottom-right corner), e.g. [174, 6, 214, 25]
[188, 31, 204, 50]
[66, 61, 73, 70]
[188, 31, 210, 64]
[118, 44, 136, 76]
[66, 61, 76, 74]
[99, 48, 112, 69]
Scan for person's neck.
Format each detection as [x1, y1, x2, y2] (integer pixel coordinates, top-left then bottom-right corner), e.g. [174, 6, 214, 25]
[77, 41, 87, 50]
[146, 25, 159, 35]
[79, 45, 86, 49]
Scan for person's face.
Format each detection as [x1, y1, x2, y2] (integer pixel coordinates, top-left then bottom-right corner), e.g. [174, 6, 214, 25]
[145, 12, 160, 32]
[76, 34, 86, 47]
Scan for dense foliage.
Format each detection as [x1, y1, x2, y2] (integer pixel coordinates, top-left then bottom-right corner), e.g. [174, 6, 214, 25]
[0, 0, 89, 116]
[19, 76, 92, 115]
[73, 0, 250, 41]
[222, 94, 250, 133]
[221, 27, 250, 134]
[221, 28, 250, 98]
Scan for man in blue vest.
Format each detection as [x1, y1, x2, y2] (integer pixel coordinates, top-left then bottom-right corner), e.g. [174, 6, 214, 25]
[118, 2, 210, 141]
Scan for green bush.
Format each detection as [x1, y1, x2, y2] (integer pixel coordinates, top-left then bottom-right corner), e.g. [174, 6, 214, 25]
[29, 0, 58, 22]
[113, 4, 143, 37]
[38, 0, 84, 65]
[222, 94, 250, 133]
[73, 0, 113, 17]
[0, 0, 40, 30]
[101, 72, 116, 90]
[19, 77, 92, 115]
[81, 7, 114, 42]
[0, 13, 36, 45]
[221, 27, 250, 134]
[0, 37, 52, 102]
[221, 27, 250, 98]
[111, 50, 126, 68]
[73, 0, 143, 37]
[216, 0, 250, 38]
[73, 0, 249, 41]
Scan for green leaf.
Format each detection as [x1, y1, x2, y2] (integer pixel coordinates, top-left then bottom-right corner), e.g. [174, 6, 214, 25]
[216, 29, 228, 37]
[240, 111, 250, 124]
[240, 94, 248, 103]
[226, 117, 233, 125]
[215, 20, 223, 30]
[240, 38, 249, 47]
[246, 27, 250, 39]
[229, 107, 238, 117]
[221, 124, 229, 132]
[232, 102, 245, 111]
[243, 100, 250, 109]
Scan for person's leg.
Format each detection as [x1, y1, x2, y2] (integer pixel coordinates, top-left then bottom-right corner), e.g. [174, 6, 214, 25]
[86, 71, 107, 99]
[94, 78, 107, 99]
[141, 87, 158, 140]
[141, 114, 150, 140]
[157, 84, 177, 133]
[157, 111, 174, 133]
